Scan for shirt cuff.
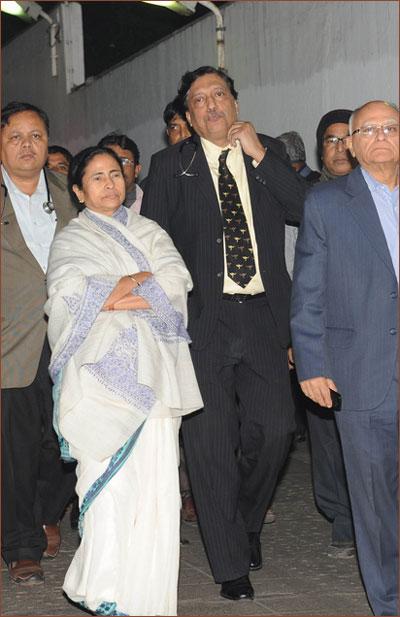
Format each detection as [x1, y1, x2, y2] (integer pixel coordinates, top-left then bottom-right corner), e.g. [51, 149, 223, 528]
[251, 147, 267, 168]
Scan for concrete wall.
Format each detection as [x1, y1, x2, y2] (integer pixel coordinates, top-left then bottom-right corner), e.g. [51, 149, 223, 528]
[3, 1, 398, 175]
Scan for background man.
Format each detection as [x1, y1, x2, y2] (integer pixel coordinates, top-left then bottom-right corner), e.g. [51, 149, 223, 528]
[163, 93, 197, 524]
[277, 130, 320, 184]
[46, 145, 73, 176]
[142, 66, 306, 601]
[317, 108, 356, 181]
[277, 129, 320, 279]
[1, 101, 76, 585]
[291, 100, 398, 616]
[293, 108, 357, 560]
[163, 94, 192, 146]
[276, 129, 320, 447]
[97, 133, 142, 211]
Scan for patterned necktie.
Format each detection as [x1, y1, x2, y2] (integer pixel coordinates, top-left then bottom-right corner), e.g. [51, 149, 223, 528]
[218, 149, 256, 288]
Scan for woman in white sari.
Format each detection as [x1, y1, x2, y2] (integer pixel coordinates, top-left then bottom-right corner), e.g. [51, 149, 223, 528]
[45, 146, 203, 616]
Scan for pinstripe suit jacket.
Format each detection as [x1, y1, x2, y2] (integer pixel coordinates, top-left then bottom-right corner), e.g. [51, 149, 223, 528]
[1, 170, 76, 388]
[291, 166, 398, 410]
[141, 133, 306, 350]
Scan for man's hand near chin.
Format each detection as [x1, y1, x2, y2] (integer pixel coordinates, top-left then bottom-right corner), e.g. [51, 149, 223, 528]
[227, 121, 266, 163]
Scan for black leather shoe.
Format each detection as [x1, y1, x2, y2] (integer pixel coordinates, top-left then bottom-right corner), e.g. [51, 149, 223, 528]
[220, 575, 254, 601]
[248, 532, 262, 570]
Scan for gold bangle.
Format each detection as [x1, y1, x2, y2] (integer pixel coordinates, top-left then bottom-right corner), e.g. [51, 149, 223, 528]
[128, 274, 141, 287]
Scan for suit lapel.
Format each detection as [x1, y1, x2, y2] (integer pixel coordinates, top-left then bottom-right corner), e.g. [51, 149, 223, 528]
[184, 136, 221, 218]
[243, 152, 260, 211]
[345, 167, 395, 277]
[1, 171, 72, 276]
[48, 173, 72, 232]
[1, 182, 45, 276]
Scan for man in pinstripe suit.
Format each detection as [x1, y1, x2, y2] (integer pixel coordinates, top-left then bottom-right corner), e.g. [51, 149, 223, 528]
[142, 66, 306, 600]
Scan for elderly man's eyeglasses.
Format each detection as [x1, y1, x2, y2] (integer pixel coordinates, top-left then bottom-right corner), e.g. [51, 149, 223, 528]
[351, 124, 399, 138]
[120, 157, 136, 167]
[323, 136, 348, 147]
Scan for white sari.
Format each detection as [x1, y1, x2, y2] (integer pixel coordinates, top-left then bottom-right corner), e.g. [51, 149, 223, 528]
[45, 206, 203, 616]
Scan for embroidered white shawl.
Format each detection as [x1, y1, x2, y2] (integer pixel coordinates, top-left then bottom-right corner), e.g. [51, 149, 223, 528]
[45, 208, 203, 462]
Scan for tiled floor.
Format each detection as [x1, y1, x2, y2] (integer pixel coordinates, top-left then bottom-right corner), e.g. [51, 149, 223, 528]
[1, 441, 372, 616]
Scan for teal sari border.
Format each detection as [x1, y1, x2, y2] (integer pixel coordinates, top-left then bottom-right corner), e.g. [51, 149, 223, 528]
[52, 370, 75, 462]
[78, 422, 145, 537]
[79, 600, 128, 615]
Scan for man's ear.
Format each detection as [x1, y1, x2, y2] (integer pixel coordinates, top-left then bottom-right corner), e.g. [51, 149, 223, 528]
[346, 136, 355, 157]
[134, 164, 142, 180]
[186, 110, 192, 127]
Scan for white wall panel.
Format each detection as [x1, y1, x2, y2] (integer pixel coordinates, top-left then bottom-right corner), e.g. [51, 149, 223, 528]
[3, 1, 398, 174]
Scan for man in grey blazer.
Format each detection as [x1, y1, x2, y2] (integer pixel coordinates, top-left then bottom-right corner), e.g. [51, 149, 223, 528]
[291, 100, 398, 616]
[1, 102, 76, 585]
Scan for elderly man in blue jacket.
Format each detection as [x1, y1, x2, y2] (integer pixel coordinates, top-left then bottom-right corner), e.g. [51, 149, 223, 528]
[291, 100, 398, 616]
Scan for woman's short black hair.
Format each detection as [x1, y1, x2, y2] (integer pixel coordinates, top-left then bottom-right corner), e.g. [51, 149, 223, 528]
[68, 146, 124, 211]
[1, 101, 50, 134]
[177, 66, 238, 109]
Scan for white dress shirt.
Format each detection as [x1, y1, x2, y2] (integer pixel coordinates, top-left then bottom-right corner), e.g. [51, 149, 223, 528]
[201, 138, 265, 294]
[2, 166, 57, 273]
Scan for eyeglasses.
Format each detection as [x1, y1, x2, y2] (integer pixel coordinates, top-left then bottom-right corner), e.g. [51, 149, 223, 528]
[351, 124, 399, 138]
[120, 157, 135, 167]
[323, 136, 349, 147]
[54, 163, 69, 172]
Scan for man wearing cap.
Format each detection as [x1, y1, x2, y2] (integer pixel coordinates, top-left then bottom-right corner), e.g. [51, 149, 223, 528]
[277, 130, 320, 185]
[317, 108, 356, 181]
[299, 109, 357, 559]
[276, 131, 320, 444]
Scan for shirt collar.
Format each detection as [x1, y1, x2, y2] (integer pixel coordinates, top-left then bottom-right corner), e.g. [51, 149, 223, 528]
[361, 166, 398, 195]
[200, 136, 243, 166]
[298, 163, 311, 178]
[2, 165, 46, 197]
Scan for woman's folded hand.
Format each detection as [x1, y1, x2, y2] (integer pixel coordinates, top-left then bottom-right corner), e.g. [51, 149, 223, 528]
[102, 272, 152, 310]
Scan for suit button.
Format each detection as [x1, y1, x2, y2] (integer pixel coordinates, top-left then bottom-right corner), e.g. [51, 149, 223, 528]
[389, 328, 397, 335]
[255, 175, 260, 181]
[390, 291, 397, 298]
[216, 238, 222, 244]
[217, 272, 223, 278]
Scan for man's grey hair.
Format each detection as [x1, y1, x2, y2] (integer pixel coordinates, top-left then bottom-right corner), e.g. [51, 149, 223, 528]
[276, 131, 306, 163]
[349, 101, 399, 134]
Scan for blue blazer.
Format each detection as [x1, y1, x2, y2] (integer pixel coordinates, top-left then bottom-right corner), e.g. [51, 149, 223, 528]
[290, 166, 398, 411]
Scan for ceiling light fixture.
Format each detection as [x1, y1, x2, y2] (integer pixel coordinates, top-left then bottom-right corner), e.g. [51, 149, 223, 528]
[142, 1, 197, 16]
[2, 1, 60, 76]
[1, 1, 30, 19]
[141, 1, 225, 68]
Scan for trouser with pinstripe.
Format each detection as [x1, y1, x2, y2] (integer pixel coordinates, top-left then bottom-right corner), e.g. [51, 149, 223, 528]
[182, 295, 295, 583]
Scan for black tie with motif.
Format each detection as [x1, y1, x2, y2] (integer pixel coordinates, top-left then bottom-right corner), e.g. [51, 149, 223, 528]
[218, 149, 256, 288]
